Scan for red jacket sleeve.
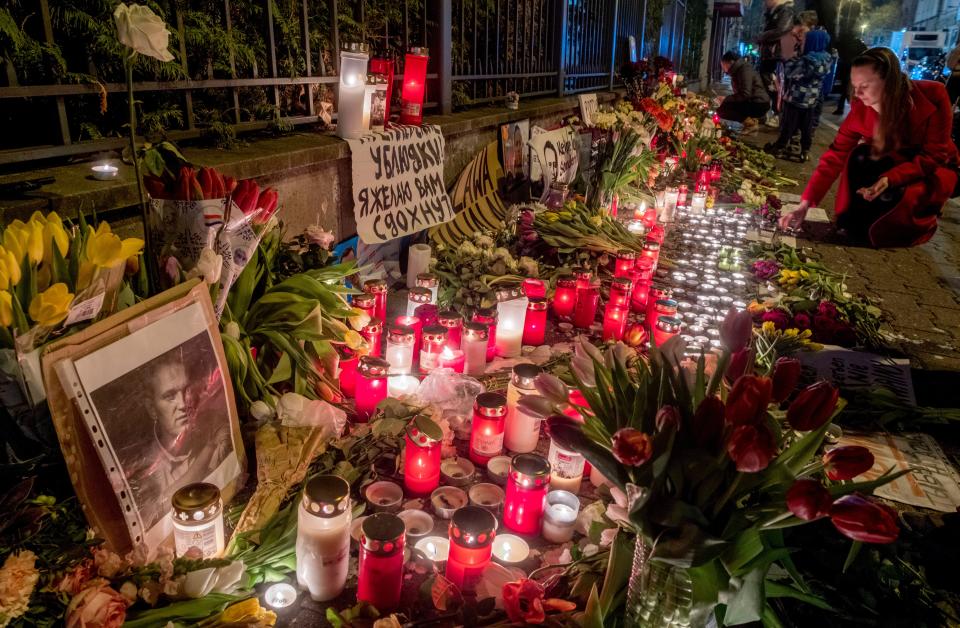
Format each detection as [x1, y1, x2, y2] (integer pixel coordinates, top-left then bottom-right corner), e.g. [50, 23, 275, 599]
[882, 83, 958, 188]
[802, 103, 865, 205]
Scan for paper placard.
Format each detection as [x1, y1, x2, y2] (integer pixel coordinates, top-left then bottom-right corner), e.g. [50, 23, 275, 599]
[346, 125, 455, 244]
[798, 346, 915, 406]
[578, 93, 598, 127]
[528, 126, 580, 190]
[429, 141, 507, 247]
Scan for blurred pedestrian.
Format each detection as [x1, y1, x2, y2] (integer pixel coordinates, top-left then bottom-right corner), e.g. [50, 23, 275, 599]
[758, 0, 797, 124]
[717, 51, 771, 128]
[834, 37, 868, 114]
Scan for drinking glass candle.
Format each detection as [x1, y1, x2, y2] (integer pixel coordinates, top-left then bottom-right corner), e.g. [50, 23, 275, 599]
[445, 506, 497, 592]
[386, 325, 415, 375]
[462, 322, 488, 376]
[614, 250, 637, 278]
[407, 287, 433, 317]
[522, 278, 546, 299]
[522, 298, 548, 346]
[296, 475, 351, 601]
[654, 316, 683, 346]
[360, 318, 383, 358]
[337, 349, 359, 398]
[602, 304, 628, 342]
[407, 242, 431, 288]
[363, 278, 388, 325]
[404, 422, 441, 496]
[609, 277, 633, 308]
[472, 307, 498, 362]
[368, 56, 395, 123]
[171, 483, 224, 559]
[503, 453, 551, 535]
[541, 490, 580, 543]
[469, 392, 507, 466]
[419, 325, 448, 373]
[438, 346, 465, 373]
[495, 284, 527, 358]
[396, 315, 422, 359]
[438, 310, 463, 348]
[355, 357, 389, 421]
[358, 513, 405, 611]
[504, 364, 542, 454]
[416, 272, 440, 304]
[352, 292, 377, 322]
[337, 43, 370, 139]
[399, 47, 429, 125]
[547, 439, 585, 494]
[573, 282, 600, 329]
[552, 275, 577, 321]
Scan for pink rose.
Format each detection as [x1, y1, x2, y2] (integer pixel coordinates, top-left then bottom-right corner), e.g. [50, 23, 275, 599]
[760, 309, 791, 330]
[817, 301, 839, 319]
[92, 549, 126, 579]
[66, 583, 128, 628]
[58, 560, 95, 596]
[792, 312, 812, 330]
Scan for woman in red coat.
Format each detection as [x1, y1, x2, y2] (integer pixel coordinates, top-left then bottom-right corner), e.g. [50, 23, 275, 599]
[779, 47, 958, 247]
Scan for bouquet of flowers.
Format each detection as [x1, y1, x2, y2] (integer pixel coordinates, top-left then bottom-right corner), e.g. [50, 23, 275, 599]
[587, 128, 657, 209]
[620, 56, 675, 100]
[526, 199, 646, 262]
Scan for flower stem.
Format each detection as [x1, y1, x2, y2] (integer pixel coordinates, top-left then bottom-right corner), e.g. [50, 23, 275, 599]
[126, 55, 154, 295]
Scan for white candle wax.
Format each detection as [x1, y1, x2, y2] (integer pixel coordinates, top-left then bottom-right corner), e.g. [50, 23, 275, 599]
[463, 337, 487, 375]
[492, 533, 529, 564]
[407, 243, 432, 289]
[494, 324, 523, 358]
[388, 375, 420, 397]
[337, 82, 367, 139]
[386, 341, 414, 375]
[296, 502, 351, 601]
[542, 502, 578, 543]
[415, 536, 450, 561]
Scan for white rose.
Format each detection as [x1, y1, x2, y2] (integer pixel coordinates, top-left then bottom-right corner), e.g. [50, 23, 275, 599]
[305, 225, 336, 249]
[113, 4, 175, 62]
[224, 321, 240, 339]
[249, 400, 274, 422]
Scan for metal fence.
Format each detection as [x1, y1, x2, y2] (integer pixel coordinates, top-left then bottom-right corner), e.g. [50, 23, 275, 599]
[0, 0, 686, 168]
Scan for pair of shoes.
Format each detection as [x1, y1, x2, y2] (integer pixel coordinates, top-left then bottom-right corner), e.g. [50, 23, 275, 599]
[764, 115, 780, 127]
[763, 143, 785, 158]
[797, 151, 810, 163]
[741, 118, 759, 136]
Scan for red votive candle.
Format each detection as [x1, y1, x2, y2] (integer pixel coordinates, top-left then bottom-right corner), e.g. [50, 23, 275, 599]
[602, 304, 629, 342]
[414, 303, 439, 328]
[472, 307, 498, 362]
[503, 453, 551, 535]
[573, 283, 600, 330]
[642, 241, 660, 267]
[399, 47, 429, 125]
[647, 224, 666, 245]
[573, 267, 593, 289]
[419, 325, 448, 373]
[641, 207, 658, 229]
[522, 278, 546, 299]
[630, 279, 652, 314]
[523, 297, 548, 346]
[446, 506, 497, 592]
[404, 422, 441, 496]
[614, 250, 636, 278]
[363, 279, 388, 326]
[338, 349, 359, 399]
[469, 392, 507, 466]
[358, 513, 405, 610]
[368, 57, 395, 125]
[438, 309, 463, 349]
[353, 292, 377, 322]
[653, 315, 683, 346]
[438, 345, 466, 372]
[355, 356, 389, 422]
[609, 277, 633, 308]
[677, 184, 688, 206]
[634, 257, 656, 282]
[396, 315, 422, 362]
[648, 298, 678, 332]
[360, 318, 383, 358]
[552, 276, 577, 321]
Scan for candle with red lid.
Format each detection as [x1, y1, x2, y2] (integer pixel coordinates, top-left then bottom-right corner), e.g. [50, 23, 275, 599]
[602, 304, 628, 342]
[438, 346, 465, 373]
[355, 356, 389, 421]
[363, 279, 388, 325]
[522, 278, 546, 299]
[472, 307, 498, 362]
[642, 241, 660, 267]
[358, 513, 405, 610]
[360, 318, 383, 358]
[419, 325, 448, 373]
[399, 47, 429, 125]
[337, 349, 359, 399]
[368, 57, 395, 125]
[438, 310, 463, 349]
[572, 267, 592, 289]
[609, 277, 633, 308]
[395, 315, 422, 362]
[573, 282, 600, 330]
[653, 316, 683, 346]
[503, 453, 551, 535]
[469, 392, 507, 466]
[552, 275, 577, 321]
[614, 249, 637, 278]
[445, 506, 497, 592]
[404, 422, 441, 496]
[407, 287, 432, 317]
[523, 297, 548, 346]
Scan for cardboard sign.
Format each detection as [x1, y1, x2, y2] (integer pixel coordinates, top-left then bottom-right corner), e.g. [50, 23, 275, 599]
[429, 141, 507, 247]
[528, 126, 580, 190]
[347, 125, 455, 244]
[798, 346, 916, 406]
[578, 93, 598, 126]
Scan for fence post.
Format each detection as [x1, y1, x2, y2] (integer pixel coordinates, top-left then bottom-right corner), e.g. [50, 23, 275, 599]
[429, 0, 452, 114]
[609, 0, 621, 90]
[557, 0, 569, 96]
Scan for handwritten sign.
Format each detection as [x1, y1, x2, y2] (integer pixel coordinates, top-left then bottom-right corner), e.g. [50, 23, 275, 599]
[429, 141, 507, 247]
[346, 125, 455, 244]
[528, 126, 580, 192]
[578, 93, 598, 126]
[798, 346, 916, 406]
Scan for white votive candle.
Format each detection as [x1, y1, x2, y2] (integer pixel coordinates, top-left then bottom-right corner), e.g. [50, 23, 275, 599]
[492, 533, 529, 565]
[407, 243, 432, 289]
[415, 536, 450, 562]
[542, 490, 580, 543]
[547, 440, 585, 494]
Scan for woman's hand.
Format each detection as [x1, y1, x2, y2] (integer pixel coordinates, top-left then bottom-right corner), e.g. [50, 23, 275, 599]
[857, 176, 889, 201]
[778, 200, 810, 231]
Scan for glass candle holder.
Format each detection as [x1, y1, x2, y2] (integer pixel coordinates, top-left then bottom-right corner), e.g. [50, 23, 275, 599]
[552, 276, 577, 321]
[363, 278, 388, 325]
[337, 43, 370, 139]
[438, 310, 463, 348]
[573, 282, 600, 329]
[368, 56, 395, 124]
[522, 278, 546, 299]
[630, 279, 652, 314]
[386, 325, 415, 375]
[654, 315, 683, 346]
[602, 303, 628, 342]
[615, 250, 637, 278]
[503, 453, 551, 535]
[648, 298, 678, 333]
[352, 292, 377, 323]
[419, 324, 448, 373]
[495, 283, 527, 358]
[472, 307, 499, 362]
[469, 392, 507, 466]
[641, 206, 659, 229]
[545, 182, 569, 209]
[462, 322, 488, 376]
[407, 243, 431, 288]
[416, 272, 440, 304]
[396, 315, 423, 361]
[634, 256, 656, 282]
[407, 287, 433, 317]
[609, 277, 633, 308]
[647, 224, 666, 244]
[404, 422, 442, 496]
[355, 357, 389, 421]
[413, 303, 438, 328]
[504, 363, 542, 454]
[438, 346, 465, 372]
[446, 506, 496, 592]
[547, 439, 585, 494]
[297, 475, 352, 601]
[691, 191, 707, 214]
[677, 183, 689, 206]
[360, 318, 383, 358]
[541, 490, 580, 543]
[388, 374, 421, 397]
[573, 267, 593, 289]
[171, 483, 224, 559]
[357, 513, 405, 610]
[642, 241, 660, 267]
[664, 186, 680, 210]
[399, 47, 429, 125]
[522, 297, 548, 346]
[337, 349, 359, 398]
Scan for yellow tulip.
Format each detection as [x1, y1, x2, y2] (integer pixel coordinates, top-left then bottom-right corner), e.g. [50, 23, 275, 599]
[23, 220, 44, 264]
[28, 283, 74, 327]
[84, 223, 144, 269]
[3, 221, 27, 263]
[42, 212, 70, 262]
[344, 329, 364, 350]
[0, 292, 12, 327]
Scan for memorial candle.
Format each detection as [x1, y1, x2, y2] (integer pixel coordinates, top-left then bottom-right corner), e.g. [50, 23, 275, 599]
[609, 277, 633, 308]
[677, 184, 689, 206]
[495, 283, 527, 358]
[551, 275, 577, 321]
[630, 279, 652, 314]
[504, 364, 542, 454]
[445, 506, 496, 592]
[472, 307, 498, 362]
[171, 483, 224, 559]
[368, 56, 395, 124]
[438, 310, 463, 348]
[337, 349, 359, 398]
[547, 439, 585, 494]
[404, 422, 441, 496]
[647, 224, 666, 244]
[469, 392, 507, 466]
[357, 513, 405, 611]
[614, 249, 637, 278]
[407, 287, 433, 317]
[462, 322, 488, 376]
[503, 453, 551, 535]
[634, 256, 656, 282]
[522, 278, 546, 298]
[664, 186, 680, 210]
[385, 325, 415, 375]
[522, 297, 548, 346]
[419, 325, 448, 373]
[336, 43, 370, 139]
[395, 315, 422, 360]
[653, 316, 683, 346]
[363, 278, 388, 325]
[541, 490, 580, 543]
[602, 303, 628, 342]
[438, 346, 465, 373]
[352, 292, 377, 322]
[573, 282, 600, 329]
[573, 267, 593, 289]
[399, 47, 429, 125]
[416, 272, 440, 304]
[296, 475, 351, 601]
[642, 241, 661, 267]
[360, 318, 383, 358]
[648, 299, 678, 332]
[355, 357, 389, 421]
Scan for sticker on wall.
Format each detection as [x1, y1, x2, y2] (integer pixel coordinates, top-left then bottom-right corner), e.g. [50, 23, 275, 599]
[429, 141, 507, 247]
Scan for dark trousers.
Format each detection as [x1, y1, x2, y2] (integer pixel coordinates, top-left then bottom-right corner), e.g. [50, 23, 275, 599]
[947, 75, 960, 107]
[717, 99, 770, 123]
[837, 144, 902, 245]
[759, 58, 779, 114]
[772, 102, 814, 151]
[835, 61, 851, 111]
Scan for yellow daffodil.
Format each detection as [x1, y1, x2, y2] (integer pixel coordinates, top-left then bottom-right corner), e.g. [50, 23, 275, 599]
[0, 292, 12, 327]
[84, 223, 144, 269]
[28, 283, 73, 327]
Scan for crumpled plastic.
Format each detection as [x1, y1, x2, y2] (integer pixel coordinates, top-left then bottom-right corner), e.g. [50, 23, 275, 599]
[415, 368, 484, 438]
[276, 392, 347, 436]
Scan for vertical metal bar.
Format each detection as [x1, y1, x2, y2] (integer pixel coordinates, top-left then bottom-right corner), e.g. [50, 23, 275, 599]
[175, 9, 196, 130]
[639, 0, 648, 56]
[224, 0, 242, 124]
[330, 0, 341, 73]
[557, 0, 568, 95]
[266, 0, 281, 111]
[39, 0, 70, 145]
[609, 0, 620, 89]
[429, 0, 452, 114]
[473, 0, 478, 75]
[302, 0, 315, 116]
[405, 0, 410, 52]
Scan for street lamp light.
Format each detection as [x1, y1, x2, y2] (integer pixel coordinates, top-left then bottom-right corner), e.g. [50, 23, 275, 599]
[860, 22, 868, 37]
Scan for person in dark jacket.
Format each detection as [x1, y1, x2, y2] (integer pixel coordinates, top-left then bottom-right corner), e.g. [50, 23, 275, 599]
[833, 36, 867, 114]
[758, 0, 796, 115]
[780, 47, 958, 248]
[717, 51, 771, 123]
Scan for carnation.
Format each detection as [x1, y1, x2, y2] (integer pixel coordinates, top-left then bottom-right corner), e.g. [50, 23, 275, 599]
[0, 550, 40, 624]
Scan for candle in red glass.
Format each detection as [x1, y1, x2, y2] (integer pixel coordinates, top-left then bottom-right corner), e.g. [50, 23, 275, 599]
[614, 250, 636, 278]
[438, 346, 465, 372]
[414, 303, 439, 328]
[503, 453, 551, 535]
[360, 318, 383, 358]
[609, 277, 633, 308]
[353, 292, 377, 323]
[368, 57, 395, 125]
[363, 279, 388, 326]
[630, 279, 652, 314]
[355, 356, 389, 422]
[572, 283, 600, 330]
[471, 307, 498, 362]
[710, 162, 722, 182]
[634, 257, 656, 282]
[602, 304, 628, 342]
[645, 288, 671, 321]
[642, 241, 660, 268]
[338, 350, 359, 399]
[653, 315, 683, 346]
[609, 192, 619, 217]
[641, 207, 658, 229]
[552, 276, 577, 321]
[438, 310, 463, 349]
[446, 506, 497, 592]
[399, 47, 429, 125]
[395, 315, 422, 362]
[522, 278, 546, 299]
[647, 224, 666, 245]
[647, 298, 678, 332]
[358, 513, 405, 610]
[469, 392, 507, 466]
[404, 423, 441, 495]
[522, 298, 548, 346]
[419, 325, 448, 373]
[564, 390, 593, 475]
[572, 267, 592, 289]
[677, 184, 688, 206]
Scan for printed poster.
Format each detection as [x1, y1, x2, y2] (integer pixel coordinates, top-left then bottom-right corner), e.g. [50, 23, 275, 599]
[528, 126, 580, 192]
[578, 93, 599, 127]
[499, 119, 530, 178]
[798, 346, 916, 406]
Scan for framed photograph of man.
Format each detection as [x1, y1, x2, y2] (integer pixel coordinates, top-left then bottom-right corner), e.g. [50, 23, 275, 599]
[499, 119, 530, 178]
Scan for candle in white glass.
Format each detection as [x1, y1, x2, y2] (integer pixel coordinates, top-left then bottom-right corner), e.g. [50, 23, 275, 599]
[664, 187, 680, 211]
[690, 192, 707, 214]
[495, 285, 527, 358]
[387, 375, 420, 397]
[406, 287, 433, 317]
[462, 322, 488, 376]
[296, 475, 352, 601]
[547, 440, 585, 494]
[503, 364, 542, 454]
[541, 490, 580, 543]
[491, 533, 529, 565]
[336, 44, 370, 140]
[407, 243, 432, 289]
[415, 536, 450, 562]
[386, 326, 415, 375]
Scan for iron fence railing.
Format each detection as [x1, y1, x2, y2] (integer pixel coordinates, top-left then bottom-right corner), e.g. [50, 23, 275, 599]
[0, 0, 686, 168]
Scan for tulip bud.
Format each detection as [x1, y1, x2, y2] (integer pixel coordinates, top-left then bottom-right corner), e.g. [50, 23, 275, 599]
[719, 307, 753, 352]
[725, 375, 772, 426]
[655, 405, 680, 432]
[786, 478, 832, 520]
[534, 373, 569, 404]
[823, 445, 874, 481]
[611, 428, 653, 466]
[691, 396, 725, 449]
[771, 357, 802, 403]
[829, 494, 899, 544]
[786, 381, 839, 431]
[724, 348, 754, 384]
[726, 423, 776, 472]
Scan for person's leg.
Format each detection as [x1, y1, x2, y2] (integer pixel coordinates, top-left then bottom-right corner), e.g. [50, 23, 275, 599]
[837, 145, 899, 243]
[798, 107, 814, 159]
[769, 103, 800, 150]
[717, 100, 747, 123]
[834, 62, 849, 114]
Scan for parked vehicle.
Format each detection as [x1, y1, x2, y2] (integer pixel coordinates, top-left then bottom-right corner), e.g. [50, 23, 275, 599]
[889, 31, 947, 73]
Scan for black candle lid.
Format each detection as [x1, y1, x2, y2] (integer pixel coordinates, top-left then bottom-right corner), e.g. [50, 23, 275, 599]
[302, 475, 351, 518]
[363, 278, 387, 293]
[511, 364, 541, 390]
[474, 392, 507, 417]
[449, 505, 497, 548]
[360, 512, 406, 555]
[353, 293, 376, 308]
[509, 453, 551, 487]
[359, 356, 390, 377]
[526, 297, 548, 311]
[462, 322, 489, 340]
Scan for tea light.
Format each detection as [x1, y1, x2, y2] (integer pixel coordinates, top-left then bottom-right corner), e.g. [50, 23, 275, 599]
[264, 582, 298, 609]
[387, 375, 420, 397]
[365, 480, 404, 512]
[491, 533, 530, 565]
[415, 536, 450, 562]
[91, 164, 119, 180]
[438, 346, 465, 373]
[399, 509, 434, 541]
[541, 490, 580, 543]
[486, 455, 512, 486]
[440, 457, 476, 487]
[461, 322, 488, 375]
[431, 486, 468, 519]
[468, 483, 505, 514]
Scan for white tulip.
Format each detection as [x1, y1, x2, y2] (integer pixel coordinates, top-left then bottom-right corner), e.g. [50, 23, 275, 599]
[113, 4, 175, 62]
[195, 248, 223, 284]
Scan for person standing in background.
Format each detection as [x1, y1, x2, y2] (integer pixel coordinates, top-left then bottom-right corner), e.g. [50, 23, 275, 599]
[834, 37, 868, 114]
[758, 0, 797, 125]
[946, 34, 960, 105]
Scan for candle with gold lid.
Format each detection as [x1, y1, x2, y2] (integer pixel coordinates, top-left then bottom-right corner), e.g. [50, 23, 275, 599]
[171, 483, 224, 559]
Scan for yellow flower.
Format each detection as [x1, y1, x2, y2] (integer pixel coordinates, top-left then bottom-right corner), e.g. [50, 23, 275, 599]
[41, 212, 70, 263]
[0, 292, 12, 327]
[3, 220, 43, 265]
[28, 283, 73, 327]
[784, 328, 799, 337]
[344, 329, 364, 350]
[746, 300, 765, 315]
[84, 223, 144, 269]
[761, 321, 776, 335]
[217, 598, 276, 625]
[0, 248, 21, 287]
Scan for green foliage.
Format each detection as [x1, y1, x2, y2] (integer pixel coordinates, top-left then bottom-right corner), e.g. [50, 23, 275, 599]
[682, 0, 709, 80]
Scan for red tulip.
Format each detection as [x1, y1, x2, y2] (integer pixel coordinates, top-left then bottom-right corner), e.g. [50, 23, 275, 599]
[823, 446, 875, 481]
[726, 423, 776, 472]
[223, 176, 238, 194]
[143, 176, 166, 199]
[786, 381, 840, 431]
[829, 494, 899, 544]
[691, 396, 724, 449]
[786, 478, 832, 520]
[503, 579, 546, 624]
[725, 348, 754, 384]
[612, 428, 653, 466]
[255, 188, 279, 224]
[720, 307, 753, 352]
[725, 375, 772, 426]
[656, 405, 680, 432]
[771, 357, 802, 403]
[198, 166, 216, 199]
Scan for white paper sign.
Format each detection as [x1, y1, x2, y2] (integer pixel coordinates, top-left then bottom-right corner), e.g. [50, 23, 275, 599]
[346, 125, 455, 244]
[528, 126, 580, 190]
[798, 346, 916, 406]
[578, 93, 598, 127]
